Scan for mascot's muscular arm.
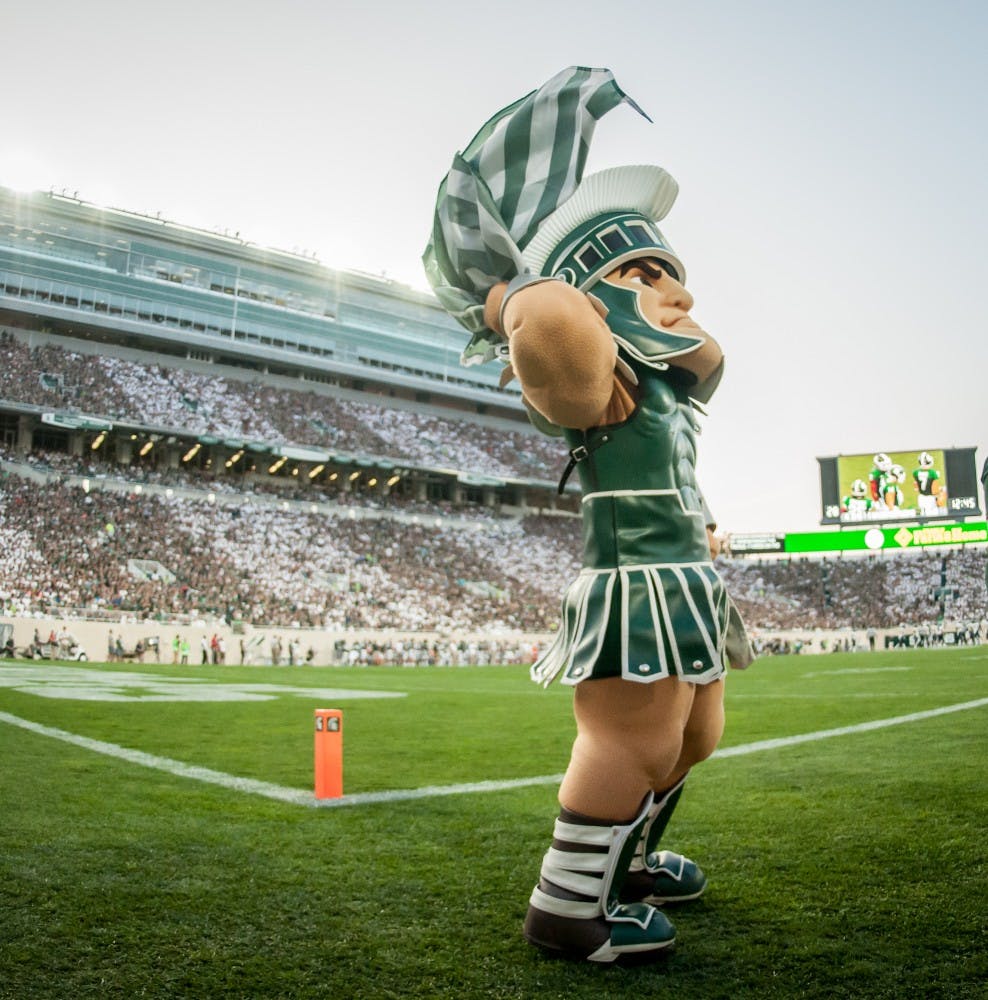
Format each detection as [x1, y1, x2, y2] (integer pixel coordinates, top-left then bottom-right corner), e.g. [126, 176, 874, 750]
[484, 279, 626, 429]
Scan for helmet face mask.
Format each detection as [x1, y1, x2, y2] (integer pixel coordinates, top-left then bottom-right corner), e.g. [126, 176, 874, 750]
[587, 273, 705, 368]
[918, 452, 934, 469]
[851, 479, 868, 499]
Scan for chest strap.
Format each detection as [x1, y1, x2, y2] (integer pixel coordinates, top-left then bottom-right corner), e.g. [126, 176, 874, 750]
[558, 431, 612, 495]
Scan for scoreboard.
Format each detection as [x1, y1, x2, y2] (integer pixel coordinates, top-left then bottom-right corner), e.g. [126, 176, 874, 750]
[818, 446, 981, 526]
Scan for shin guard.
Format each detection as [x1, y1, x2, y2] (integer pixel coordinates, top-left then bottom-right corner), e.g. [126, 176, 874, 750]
[621, 774, 708, 904]
[523, 794, 676, 962]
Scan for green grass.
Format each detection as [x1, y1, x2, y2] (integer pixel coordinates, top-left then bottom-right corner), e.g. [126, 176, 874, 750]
[1, 648, 986, 998]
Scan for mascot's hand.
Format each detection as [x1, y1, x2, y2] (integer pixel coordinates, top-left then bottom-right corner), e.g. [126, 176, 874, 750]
[483, 279, 619, 430]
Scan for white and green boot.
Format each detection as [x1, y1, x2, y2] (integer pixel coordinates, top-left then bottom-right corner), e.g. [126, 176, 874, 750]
[620, 775, 708, 905]
[523, 793, 677, 962]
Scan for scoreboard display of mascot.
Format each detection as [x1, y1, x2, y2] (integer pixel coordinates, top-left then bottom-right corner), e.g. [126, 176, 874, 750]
[424, 66, 754, 963]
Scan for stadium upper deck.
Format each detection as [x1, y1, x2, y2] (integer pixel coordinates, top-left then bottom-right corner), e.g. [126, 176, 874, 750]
[0, 185, 522, 415]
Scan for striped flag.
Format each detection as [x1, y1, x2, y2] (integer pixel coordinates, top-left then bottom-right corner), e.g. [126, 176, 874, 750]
[423, 66, 649, 366]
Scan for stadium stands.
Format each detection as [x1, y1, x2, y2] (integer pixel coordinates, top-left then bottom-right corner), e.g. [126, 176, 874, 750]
[0, 472, 579, 630]
[1, 187, 984, 651]
[0, 332, 563, 483]
[718, 550, 987, 632]
[0, 186, 515, 401]
[1, 457, 984, 640]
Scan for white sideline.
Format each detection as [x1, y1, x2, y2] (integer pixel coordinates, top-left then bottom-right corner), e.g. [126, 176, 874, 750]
[2, 697, 987, 810]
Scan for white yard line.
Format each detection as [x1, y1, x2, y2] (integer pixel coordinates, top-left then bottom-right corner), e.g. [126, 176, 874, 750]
[709, 698, 988, 758]
[0, 710, 316, 806]
[3, 697, 988, 809]
[800, 666, 912, 679]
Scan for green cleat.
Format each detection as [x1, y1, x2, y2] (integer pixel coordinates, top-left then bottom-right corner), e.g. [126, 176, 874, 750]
[523, 793, 677, 963]
[524, 899, 676, 963]
[621, 849, 707, 904]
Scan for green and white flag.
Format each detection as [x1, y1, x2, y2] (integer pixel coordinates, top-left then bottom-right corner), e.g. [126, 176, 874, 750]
[423, 66, 649, 367]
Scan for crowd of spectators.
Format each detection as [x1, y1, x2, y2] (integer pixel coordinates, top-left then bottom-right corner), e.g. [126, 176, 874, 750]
[2, 444, 508, 519]
[0, 472, 579, 631]
[329, 637, 541, 667]
[1, 461, 985, 638]
[0, 332, 563, 480]
[718, 549, 987, 631]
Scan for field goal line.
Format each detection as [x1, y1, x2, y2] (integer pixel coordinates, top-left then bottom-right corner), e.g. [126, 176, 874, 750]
[2, 697, 987, 810]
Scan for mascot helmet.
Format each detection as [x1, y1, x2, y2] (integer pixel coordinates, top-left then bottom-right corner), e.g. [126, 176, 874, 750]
[521, 165, 684, 291]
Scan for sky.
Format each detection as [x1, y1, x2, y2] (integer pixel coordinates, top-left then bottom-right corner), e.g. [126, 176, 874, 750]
[4, 0, 986, 533]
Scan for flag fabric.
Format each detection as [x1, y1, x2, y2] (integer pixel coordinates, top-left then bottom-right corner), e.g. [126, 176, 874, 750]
[423, 66, 649, 367]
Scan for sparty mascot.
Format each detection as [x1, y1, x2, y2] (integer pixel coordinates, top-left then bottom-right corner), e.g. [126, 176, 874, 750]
[424, 66, 754, 963]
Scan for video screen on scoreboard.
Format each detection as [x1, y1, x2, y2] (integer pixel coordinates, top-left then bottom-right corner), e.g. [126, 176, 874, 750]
[818, 447, 982, 525]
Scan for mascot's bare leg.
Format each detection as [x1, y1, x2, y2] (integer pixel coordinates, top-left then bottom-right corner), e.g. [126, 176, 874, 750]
[523, 677, 724, 960]
[623, 680, 725, 904]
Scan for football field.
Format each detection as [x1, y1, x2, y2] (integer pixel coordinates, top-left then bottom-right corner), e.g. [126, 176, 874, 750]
[1, 648, 985, 999]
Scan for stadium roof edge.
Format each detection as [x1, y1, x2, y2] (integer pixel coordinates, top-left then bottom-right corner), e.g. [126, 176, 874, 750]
[2, 186, 442, 309]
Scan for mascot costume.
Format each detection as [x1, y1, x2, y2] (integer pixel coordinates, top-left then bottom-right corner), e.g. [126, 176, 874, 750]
[424, 66, 754, 963]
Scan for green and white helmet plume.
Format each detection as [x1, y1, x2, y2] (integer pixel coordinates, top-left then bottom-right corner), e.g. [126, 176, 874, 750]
[423, 66, 685, 368]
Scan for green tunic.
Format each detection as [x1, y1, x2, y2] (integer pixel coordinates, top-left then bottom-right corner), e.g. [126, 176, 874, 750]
[532, 361, 730, 687]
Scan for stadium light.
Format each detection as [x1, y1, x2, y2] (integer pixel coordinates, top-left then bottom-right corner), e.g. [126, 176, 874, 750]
[329, 472, 338, 481]
[91, 431, 106, 450]
[182, 444, 201, 462]
[348, 470, 360, 482]
[139, 441, 153, 456]
[268, 456, 287, 474]
[387, 474, 401, 487]
[308, 464, 325, 479]
[368, 477, 378, 488]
